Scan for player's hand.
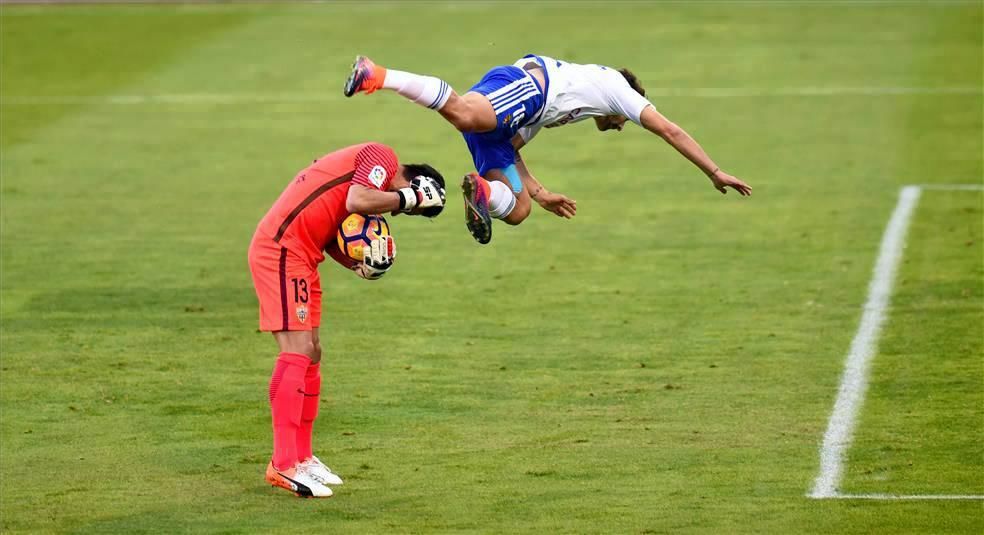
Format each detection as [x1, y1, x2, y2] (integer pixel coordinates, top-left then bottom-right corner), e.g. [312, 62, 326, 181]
[534, 189, 577, 219]
[397, 176, 446, 217]
[355, 235, 395, 280]
[709, 170, 752, 196]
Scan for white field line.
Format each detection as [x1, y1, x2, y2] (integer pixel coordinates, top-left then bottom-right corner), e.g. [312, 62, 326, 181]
[0, 87, 980, 106]
[0, 94, 341, 105]
[809, 184, 984, 501]
[918, 184, 984, 191]
[1, 0, 979, 6]
[834, 494, 984, 500]
[809, 185, 923, 499]
[651, 87, 982, 97]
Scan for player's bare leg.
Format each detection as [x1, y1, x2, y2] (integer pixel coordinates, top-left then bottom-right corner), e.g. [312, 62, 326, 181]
[273, 330, 320, 362]
[343, 56, 496, 133]
[437, 92, 497, 133]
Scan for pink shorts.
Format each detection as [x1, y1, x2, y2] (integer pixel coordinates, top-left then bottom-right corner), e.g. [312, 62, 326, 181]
[248, 232, 322, 331]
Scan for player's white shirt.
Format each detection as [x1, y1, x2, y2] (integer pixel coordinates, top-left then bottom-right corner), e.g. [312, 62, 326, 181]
[514, 54, 653, 143]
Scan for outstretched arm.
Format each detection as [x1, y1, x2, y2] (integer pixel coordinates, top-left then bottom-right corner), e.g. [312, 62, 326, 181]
[639, 106, 752, 196]
[511, 135, 577, 219]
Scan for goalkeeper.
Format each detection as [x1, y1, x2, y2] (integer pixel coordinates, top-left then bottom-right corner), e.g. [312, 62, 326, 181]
[248, 142, 445, 498]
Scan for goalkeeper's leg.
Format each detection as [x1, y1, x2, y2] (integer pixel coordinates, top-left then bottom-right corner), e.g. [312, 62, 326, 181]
[266, 321, 337, 497]
[295, 331, 321, 467]
[265, 348, 332, 498]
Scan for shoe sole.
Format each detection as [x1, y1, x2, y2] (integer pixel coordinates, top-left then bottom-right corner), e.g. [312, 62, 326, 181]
[343, 55, 367, 97]
[461, 174, 492, 244]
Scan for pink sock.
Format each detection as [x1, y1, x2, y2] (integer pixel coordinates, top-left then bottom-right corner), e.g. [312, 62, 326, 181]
[297, 362, 321, 461]
[268, 352, 310, 470]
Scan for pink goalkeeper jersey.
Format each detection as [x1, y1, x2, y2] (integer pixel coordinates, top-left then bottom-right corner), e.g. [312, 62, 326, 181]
[256, 142, 398, 263]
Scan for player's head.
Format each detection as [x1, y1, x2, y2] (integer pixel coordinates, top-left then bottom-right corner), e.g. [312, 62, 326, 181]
[595, 67, 645, 132]
[393, 163, 446, 217]
[595, 115, 628, 132]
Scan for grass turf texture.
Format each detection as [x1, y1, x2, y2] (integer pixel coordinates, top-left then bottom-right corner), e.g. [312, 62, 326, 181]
[1, 1, 981, 533]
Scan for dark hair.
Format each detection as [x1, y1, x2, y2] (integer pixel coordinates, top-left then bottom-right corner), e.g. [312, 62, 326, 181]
[619, 68, 645, 97]
[402, 163, 445, 218]
[402, 163, 445, 189]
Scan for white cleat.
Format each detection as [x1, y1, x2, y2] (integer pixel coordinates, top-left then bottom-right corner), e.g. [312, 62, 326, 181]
[265, 461, 333, 498]
[299, 455, 344, 486]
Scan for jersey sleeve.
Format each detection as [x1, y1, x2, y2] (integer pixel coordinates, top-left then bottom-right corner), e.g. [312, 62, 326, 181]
[604, 74, 653, 125]
[352, 143, 399, 191]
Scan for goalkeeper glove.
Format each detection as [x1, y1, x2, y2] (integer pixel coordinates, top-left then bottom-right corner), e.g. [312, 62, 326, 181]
[397, 176, 446, 217]
[355, 235, 395, 280]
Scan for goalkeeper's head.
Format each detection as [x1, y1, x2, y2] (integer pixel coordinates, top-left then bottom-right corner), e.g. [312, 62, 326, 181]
[402, 163, 445, 191]
[396, 163, 446, 218]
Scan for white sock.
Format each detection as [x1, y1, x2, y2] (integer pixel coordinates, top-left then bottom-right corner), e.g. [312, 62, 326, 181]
[382, 69, 452, 110]
[487, 180, 517, 219]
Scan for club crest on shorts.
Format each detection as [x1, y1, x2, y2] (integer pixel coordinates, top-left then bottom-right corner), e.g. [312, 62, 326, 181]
[296, 305, 308, 323]
[368, 165, 387, 188]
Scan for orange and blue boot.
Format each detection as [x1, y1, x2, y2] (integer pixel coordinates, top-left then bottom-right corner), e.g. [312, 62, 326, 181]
[343, 55, 385, 97]
[461, 172, 492, 245]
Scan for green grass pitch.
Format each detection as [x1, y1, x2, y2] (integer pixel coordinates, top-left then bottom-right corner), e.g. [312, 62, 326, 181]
[1, 1, 981, 533]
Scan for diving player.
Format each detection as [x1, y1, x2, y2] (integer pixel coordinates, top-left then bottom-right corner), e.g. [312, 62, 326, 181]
[343, 54, 751, 244]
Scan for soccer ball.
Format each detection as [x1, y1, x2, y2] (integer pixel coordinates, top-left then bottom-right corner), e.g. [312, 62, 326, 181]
[336, 213, 391, 262]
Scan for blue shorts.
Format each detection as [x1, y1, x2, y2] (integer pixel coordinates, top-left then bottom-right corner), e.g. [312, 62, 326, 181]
[462, 65, 544, 177]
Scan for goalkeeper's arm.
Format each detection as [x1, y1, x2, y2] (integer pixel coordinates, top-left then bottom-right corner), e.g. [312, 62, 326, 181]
[324, 241, 358, 271]
[346, 181, 445, 216]
[345, 184, 404, 214]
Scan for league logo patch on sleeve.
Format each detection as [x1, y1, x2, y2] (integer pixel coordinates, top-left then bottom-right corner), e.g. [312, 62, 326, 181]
[368, 165, 387, 188]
